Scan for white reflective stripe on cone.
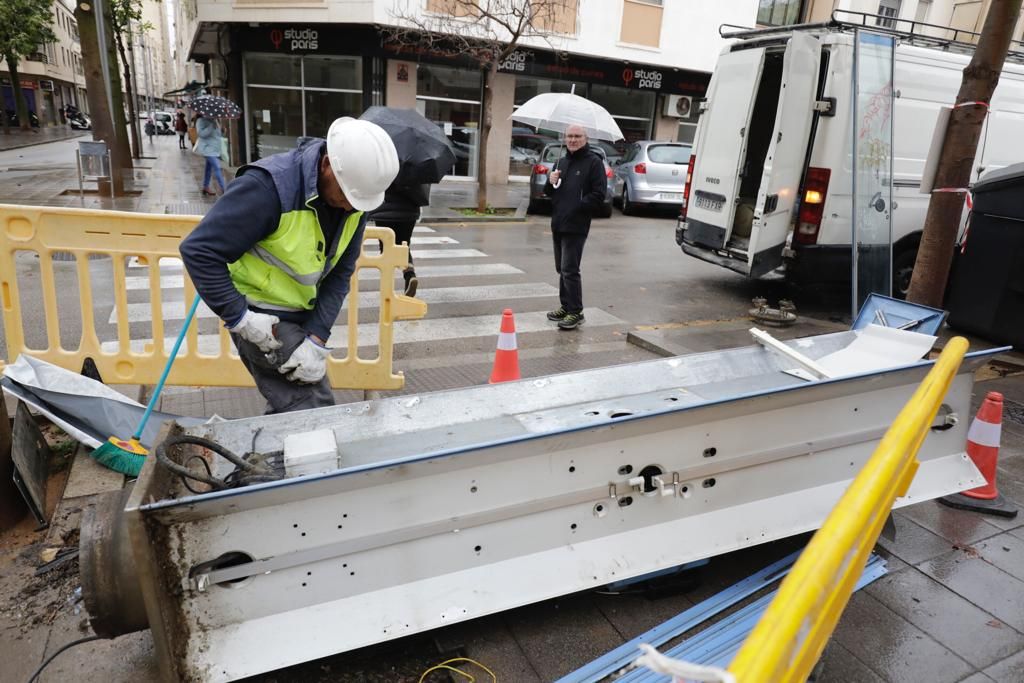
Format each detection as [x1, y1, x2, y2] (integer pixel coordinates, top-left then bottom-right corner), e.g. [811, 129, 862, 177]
[497, 332, 517, 351]
[967, 418, 1001, 448]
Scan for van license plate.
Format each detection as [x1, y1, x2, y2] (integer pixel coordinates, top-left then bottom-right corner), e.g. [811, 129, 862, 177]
[661, 193, 684, 201]
[695, 196, 724, 211]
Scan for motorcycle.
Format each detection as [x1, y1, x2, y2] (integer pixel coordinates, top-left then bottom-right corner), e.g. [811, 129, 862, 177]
[66, 106, 91, 130]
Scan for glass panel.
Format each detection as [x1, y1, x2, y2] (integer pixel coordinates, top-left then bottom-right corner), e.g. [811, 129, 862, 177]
[852, 30, 895, 314]
[589, 85, 654, 157]
[247, 87, 303, 160]
[304, 90, 363, 136]
[417, 98, 480, 177]
[647, 144, 692, 164]
[417, 64, 481, 102]
[304, 55, 362, 90]
[677, 122, 697, 144]
[245, 54, 301, 87]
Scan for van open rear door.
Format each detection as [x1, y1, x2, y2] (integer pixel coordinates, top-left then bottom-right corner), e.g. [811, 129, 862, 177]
[747, 33, 822, 277]
[684, 48, 766, 251]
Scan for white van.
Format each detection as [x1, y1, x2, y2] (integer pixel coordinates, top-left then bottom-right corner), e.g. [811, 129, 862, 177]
[676, 16, 1024, 295]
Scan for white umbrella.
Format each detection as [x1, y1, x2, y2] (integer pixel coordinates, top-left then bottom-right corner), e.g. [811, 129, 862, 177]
[510, 92, 624, 141]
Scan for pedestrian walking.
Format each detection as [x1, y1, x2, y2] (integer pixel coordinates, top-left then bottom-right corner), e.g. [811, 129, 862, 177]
[144, 116, 156, 145]
[179, 117, 399, 414]
[174, 112, 188, 149]
[369, 183, 430, 296]
[195, 115, 226, 196]
[543, 124, 607, 330]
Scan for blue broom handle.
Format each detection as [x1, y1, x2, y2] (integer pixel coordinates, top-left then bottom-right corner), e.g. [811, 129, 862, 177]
[132, 294, 202, 441]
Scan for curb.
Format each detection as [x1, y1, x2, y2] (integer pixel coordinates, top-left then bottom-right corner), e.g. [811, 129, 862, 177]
[422, 214, 528, 224]
[0, 130, 89, 152]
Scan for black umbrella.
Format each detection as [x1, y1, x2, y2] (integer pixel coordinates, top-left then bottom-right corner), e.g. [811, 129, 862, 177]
[360, 106, 457, 185]
[190, 95, 242, 120]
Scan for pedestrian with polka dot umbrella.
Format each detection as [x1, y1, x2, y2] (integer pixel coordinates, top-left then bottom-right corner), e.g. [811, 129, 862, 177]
[189, 95, 241, 196]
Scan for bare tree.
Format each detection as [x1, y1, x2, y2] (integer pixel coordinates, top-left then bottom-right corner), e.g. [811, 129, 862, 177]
[387, 0, 573, 212]
[906, 0, 1022, 307]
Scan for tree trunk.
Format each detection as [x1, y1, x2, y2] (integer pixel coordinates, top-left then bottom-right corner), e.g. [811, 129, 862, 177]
[906, 0, 1022, 307]
[103, 5, 133, 183]
[476, 63, 496, 213]
[8, 59, 32, 132]
[116, 31, 141, 159]
[75, 1, 123, 195]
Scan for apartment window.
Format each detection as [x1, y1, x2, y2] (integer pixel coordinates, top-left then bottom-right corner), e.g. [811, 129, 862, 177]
[757, 0, 804, 27]
[914, 0, 931, 23]
[537, 0, 578, 35]
[876, 0, 901, 28]
[426, 0, 478, 16]
[620, 0, 663, 48]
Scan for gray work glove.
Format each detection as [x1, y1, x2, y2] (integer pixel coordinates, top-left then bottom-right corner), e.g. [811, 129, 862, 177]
[279, 336, 331, 384]
[229, 310, 282, 353]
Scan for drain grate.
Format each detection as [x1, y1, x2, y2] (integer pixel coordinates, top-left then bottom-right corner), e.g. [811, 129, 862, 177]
[165, 202, 209, 216]
[1005, 399, 1024, 426]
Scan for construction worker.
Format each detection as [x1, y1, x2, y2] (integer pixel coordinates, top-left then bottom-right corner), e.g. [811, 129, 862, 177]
[180, 117, 400, 414]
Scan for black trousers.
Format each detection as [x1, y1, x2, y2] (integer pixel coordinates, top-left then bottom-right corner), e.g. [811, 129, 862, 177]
[376, 220, 416, 273]
[552, 232, 587, 314]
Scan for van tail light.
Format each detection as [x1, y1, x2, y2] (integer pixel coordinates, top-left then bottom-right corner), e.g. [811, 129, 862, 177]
[680, 155, 696, 220]
[795, 167, 831, 245]
[533, 165, 548, 175]
[606, 166, 614, 179]
[634, 162, 647, 174]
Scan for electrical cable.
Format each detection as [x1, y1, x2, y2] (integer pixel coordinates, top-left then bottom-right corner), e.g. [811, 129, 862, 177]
[26, 635, 102, 683]
[418, 657, 497, 683]
[155, 434, 280, 491]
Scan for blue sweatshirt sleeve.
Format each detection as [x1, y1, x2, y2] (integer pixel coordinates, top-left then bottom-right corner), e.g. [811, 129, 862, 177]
[179, 171, 279, 327]
[305, 215, 366, 342]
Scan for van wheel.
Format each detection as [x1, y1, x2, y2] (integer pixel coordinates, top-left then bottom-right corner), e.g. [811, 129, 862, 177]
[892, 246, 918, 300]
[622, 188, 635, 216]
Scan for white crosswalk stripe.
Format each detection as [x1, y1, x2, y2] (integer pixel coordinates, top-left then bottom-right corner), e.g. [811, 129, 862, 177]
[110, 283, 559, 323]
[101, 308, 625, 354]
[123, 263, 525, 291]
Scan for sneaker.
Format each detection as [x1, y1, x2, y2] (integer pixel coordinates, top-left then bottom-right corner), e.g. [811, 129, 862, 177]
[404, 274, 418, 297]
[546, 306, 568, 321]
[558, 312, 585, 330]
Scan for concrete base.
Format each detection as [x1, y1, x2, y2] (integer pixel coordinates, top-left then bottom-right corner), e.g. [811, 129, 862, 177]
[939, 492, 1020, 518]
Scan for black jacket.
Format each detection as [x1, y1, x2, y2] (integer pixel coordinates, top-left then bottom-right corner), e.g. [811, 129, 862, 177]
[369, 183, 431, 224]
[543, 146, 606, 235]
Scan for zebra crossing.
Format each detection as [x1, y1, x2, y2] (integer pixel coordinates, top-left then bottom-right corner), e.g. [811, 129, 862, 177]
[102, 224, 627, 354]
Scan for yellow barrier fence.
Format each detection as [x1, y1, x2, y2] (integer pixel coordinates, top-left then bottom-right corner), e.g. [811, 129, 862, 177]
[0, 204, 427, 390]
[728, 337, 969, 682]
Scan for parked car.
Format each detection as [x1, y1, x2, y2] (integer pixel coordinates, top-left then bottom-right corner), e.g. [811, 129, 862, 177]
[528, 143, 615, 218]
[510, 132, 557, 175]
[613, 141, 692, 215]
[139, 111, 175, 134]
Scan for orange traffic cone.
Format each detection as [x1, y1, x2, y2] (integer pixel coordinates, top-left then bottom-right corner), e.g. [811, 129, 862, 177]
[940, 392, 1018, 518]
[489, 309, 521, 384]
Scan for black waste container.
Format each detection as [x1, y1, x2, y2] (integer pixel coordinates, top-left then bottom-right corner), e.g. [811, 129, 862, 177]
[946, 162, 1024, 349]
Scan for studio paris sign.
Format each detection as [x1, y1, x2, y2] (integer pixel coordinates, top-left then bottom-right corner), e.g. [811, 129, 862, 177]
[269, 28, 320, 51]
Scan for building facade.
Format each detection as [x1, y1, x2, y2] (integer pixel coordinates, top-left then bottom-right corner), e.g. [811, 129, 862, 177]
[127, 0, 176, 113]
[175, 0, 754, 181]
[0, 0, 87, 126]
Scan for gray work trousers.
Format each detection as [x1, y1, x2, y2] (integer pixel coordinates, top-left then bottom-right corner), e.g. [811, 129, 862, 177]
[231, 320, 335, 415]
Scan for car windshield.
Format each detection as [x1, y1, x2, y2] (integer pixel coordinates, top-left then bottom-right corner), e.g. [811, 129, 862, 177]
[647, 144, 692, 165]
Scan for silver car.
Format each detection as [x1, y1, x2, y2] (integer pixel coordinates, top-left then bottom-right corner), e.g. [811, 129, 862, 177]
[613, 141, 692, 214]
[528, 143, 614, 218]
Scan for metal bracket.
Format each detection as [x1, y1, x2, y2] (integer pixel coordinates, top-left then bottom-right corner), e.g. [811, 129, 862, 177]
[814, 97, 837, 116]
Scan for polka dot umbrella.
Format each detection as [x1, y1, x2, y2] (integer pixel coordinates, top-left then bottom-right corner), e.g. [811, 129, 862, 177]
[189, 95, 242, 120]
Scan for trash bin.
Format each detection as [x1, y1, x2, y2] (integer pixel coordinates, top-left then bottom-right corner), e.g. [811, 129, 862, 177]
[76, 140, 114, 198]
[946, 162, 1024, 349]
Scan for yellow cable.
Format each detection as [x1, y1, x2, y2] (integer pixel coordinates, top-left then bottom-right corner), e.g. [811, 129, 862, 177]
[419, 657, 497, 683]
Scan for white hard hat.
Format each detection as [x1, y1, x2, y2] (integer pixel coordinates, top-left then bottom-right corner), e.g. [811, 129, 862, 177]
[325, 117, 400, 212]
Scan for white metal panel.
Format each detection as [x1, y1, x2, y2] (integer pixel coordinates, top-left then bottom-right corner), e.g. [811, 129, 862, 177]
[747, 33, 821, 277]
[126, 341, 996, 681]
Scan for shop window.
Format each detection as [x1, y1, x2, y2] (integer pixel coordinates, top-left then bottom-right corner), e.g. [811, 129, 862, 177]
[304, 55, 361, 90]
[245, 54, 302, 87]
[305, 90, 362, 136]
[620, 0, 663, 48]
[416, 64, 481, 178]
[757, 0, 804, 27]
[590, 84, 655, 155]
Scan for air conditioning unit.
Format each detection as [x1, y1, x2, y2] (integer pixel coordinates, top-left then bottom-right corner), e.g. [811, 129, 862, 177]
[664, 95, 693, 119]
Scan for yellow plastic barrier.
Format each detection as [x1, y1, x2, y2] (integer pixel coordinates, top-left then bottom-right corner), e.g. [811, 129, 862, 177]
[0, 204, 426, 390]
[728, 337, 969, 682]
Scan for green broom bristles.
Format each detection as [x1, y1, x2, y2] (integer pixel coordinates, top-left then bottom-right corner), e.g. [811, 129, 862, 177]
[90, 436, 147, 477]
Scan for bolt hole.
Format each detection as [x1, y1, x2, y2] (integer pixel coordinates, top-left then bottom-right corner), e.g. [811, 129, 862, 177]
[571, 523, 578, 530]
[618, 496, 633, 507]
[618, 464, 634, 475]
[470, 486, 478, 493]
[569, 466, 576, 473]
[610, 411, 633, 419]
[703, 447, 717, 458]
[343, 514, 348, 518]
[306, 571, 312, 576]
[585, 411, 599, 416]
[702, 478, 717, 488]
[681, 486, 689, 493]
[343, 563, 348, 568]
[337, 525, 343, 529]
[292, 523, 298, 528]
[596, 504, 604, 512]
[302, 582, 307, 587]
[301, 532, 306, 537]
[474, 545, 482, 552]
[350, 571, 355, 576]
[666, 396, 679, 402]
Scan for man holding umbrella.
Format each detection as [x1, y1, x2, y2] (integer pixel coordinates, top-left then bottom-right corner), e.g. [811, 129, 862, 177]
[180, 117, 400, 414]
[543, 124, 607, 330]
